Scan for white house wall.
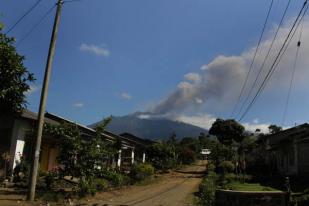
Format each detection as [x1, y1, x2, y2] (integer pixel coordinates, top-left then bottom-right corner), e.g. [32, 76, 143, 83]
[9, 119, 31, 172]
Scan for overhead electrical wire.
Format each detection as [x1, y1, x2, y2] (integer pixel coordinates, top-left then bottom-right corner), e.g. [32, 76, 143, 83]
[230, 0, 274, 118]
[281, 20, 303, 126]
[236, 0, 291, 119]
[267, 4, 308, 85]
[5, 0, 44, 35]
[63, 0, 84, 3]
[238, 0, 308, 121]
[259, 3, 308, 101]
[16, 5, 57, 47]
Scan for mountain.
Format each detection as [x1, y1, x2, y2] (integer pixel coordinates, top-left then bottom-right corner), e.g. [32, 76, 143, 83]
[90, 112, 208, 140]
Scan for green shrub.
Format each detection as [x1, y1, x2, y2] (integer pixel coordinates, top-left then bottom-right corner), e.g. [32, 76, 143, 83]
[39, 191, 65, 202]
[44, 172, 55, 190]
[218, 161, 235, 174]
[207, 162, 216, 172]
[199, 172, 217, 206]
[178, 147, 196, 165]
[93, 178, 108, 191]
[131, 163, 154, 181]
[78, 180, 97, 197]
[38, 169, 48, 177]
[100, 170, 130, 187]
[224, 173, 236, 183]
[217, 173, 236, 185]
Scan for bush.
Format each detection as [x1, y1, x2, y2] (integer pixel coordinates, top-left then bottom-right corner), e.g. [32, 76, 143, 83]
[218, 161, 235, 174]
[131, 163, 154, 181]
[100, 170, 130, 187]
[147, 143, 177, 171]
[45, 172, 56, 190]
[178, 147, 196, 165]
[217, 173, 236, 186]
[78, 180, 97, 197]
[207, 162, 216, 172]
[199, 171, 217, 206]
[93, 178, 108, 191]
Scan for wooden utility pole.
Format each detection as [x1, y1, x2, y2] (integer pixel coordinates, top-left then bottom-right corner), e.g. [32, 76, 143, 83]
[27, 0, 63, 201]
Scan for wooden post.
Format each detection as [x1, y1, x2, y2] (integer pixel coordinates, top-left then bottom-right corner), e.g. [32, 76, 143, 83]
[27, 0, 63, 201]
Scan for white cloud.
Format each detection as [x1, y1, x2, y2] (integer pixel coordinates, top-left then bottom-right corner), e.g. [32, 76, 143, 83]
[176, 113, 271, 133]
[195, 98, 203, 104]
[184, 72, 201, 83]
[242, 122, 270, 134]
[25, 85, 40, 95]
[79, 43, 110, 57]
[200, 65, 208, 70]
[72, 102, 84, 108]
[175, 113, 216, 129]
[120, 92, 132, 100]
[138, 114, 151, 119]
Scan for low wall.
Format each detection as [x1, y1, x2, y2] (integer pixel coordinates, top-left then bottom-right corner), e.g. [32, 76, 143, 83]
[216, 189, 287, 206]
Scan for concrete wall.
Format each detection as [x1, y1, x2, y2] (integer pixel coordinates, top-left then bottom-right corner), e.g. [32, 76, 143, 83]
[216, 190, 287, 206]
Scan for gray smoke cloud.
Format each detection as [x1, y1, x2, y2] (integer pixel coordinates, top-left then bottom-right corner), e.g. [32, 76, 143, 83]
[151, 55, 246, 114]
[150, 17, 309, 116]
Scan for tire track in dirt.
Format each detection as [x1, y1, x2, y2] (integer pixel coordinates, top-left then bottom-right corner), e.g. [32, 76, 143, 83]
[98, 161, 206, 206]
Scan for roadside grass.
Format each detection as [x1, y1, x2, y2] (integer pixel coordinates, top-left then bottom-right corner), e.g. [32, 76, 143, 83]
[37, 190, 67, 202]
[222, 181, 279, 191]
[134, 175, 162, 186]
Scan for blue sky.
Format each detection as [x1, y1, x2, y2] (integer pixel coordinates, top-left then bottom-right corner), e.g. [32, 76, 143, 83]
[2, 0, 309, 132]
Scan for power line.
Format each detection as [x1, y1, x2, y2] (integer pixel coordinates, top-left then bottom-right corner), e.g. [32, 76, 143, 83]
[281, 21, 303, 126]
[239, 1, 308, 121]
[259, 3, 308, 99]
[239, 0, 308, 121]
[16, 5, 57, 47]
[230, 0, 274, 118]
[236, 0, 291, 119]
[5, 0, 44, 35]
[267, 4, 308, 83]
[63, 0, 84, 3]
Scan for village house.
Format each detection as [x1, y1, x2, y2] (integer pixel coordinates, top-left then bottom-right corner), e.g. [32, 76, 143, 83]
[266, 123, 309, 176]
[0, 110, 152, 178]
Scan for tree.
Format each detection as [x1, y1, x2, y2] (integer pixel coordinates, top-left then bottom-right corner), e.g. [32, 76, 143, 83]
[147, 142, 175, 170]
[209, 119, 245, 145]
[42, 118, 114, 193]
[268, 124, 282, 134]
[0, 26, 35, 114]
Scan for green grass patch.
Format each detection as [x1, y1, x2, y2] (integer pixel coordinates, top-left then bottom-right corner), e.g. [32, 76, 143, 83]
[134, 176, 162, 186]
[222, 181, 279, 191]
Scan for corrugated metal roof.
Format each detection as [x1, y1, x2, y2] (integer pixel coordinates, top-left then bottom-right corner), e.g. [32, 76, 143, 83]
[266, 123, 309, 147]
[21, 110, 150, 147]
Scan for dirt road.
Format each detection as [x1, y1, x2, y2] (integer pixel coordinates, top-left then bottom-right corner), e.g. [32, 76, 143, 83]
[79, 160, 206, 206]
[0, 161, 206, 206]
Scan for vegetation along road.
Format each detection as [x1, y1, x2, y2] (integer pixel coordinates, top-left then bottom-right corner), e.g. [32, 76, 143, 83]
[78, 160, 207, 206]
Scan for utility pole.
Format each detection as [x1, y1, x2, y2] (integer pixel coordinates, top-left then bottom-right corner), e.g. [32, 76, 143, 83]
[27, 0, 63, 201]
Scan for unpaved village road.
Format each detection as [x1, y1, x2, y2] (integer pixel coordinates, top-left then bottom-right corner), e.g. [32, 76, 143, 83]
[0, 161, 206, 206]
[79, 160, 206, 206]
